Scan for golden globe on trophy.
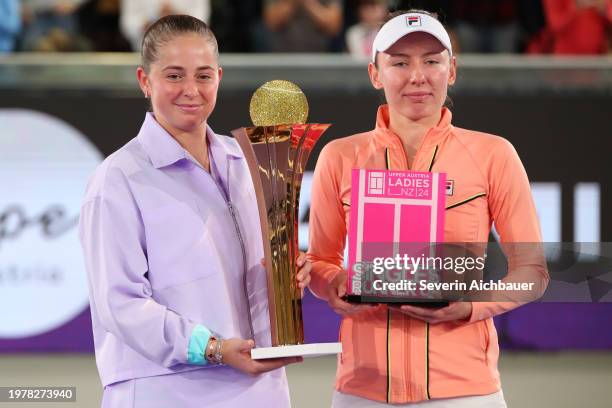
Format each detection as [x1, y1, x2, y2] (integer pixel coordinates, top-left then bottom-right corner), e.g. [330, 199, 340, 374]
[232, 80, 342, 359]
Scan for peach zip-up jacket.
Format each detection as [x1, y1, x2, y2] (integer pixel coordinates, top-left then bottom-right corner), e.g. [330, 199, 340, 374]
[308, 105, 549, 404]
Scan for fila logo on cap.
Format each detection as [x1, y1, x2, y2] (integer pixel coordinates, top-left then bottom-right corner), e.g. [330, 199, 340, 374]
[372, 12, 453, 62]
[406, 15, 421, 26]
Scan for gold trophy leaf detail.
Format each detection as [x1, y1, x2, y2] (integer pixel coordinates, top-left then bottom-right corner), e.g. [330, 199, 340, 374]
[249, 80, 309, 126]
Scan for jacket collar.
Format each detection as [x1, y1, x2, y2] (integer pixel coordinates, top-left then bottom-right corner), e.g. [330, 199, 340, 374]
[373, 104, 453, 149]
[206, 124, 243, 162]
[137, 112, 242, 169]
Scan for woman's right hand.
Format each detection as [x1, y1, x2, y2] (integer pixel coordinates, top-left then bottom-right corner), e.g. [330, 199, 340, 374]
[221, 338, 302, 376]
[326, 271, 377, 317]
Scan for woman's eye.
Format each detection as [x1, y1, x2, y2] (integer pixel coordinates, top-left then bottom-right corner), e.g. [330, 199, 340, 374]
[198, 75, 212, 81]
[393, 62, 407, 67]
[426, 60, 439, 65]
[167, 74, 181, 80]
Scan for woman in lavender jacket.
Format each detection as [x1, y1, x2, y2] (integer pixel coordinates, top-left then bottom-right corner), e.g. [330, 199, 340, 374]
[79, 15, 310, 407]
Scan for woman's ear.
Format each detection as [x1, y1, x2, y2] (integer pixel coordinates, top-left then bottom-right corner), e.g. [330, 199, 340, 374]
[136, 66, 150, 97]
[448, 55, 457, 86]
[368, 61, 383, 90]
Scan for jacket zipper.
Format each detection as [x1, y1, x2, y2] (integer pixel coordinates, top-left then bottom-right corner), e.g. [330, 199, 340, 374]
[384, 153, 392, 403]
[426, 322, 431, 399]
[386, 140, 437, 401]
[226, 199, 254, 339]
[386, 308, 392, 403]
[207, 162, 255, 340]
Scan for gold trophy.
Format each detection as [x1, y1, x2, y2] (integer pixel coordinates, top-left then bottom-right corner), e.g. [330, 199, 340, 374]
[232, 80, 342, 359]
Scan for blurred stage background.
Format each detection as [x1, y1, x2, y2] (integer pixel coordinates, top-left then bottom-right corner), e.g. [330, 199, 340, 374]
[1, 0, 612, 406]
[1, 52, 611, 408]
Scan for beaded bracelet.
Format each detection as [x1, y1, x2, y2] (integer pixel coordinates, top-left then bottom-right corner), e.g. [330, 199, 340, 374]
[213, 338, 224, 365]
[205, 336, 224, 365]
[205, 336, 217, 364]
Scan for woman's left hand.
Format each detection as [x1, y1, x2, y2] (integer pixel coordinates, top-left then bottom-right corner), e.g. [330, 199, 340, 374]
[393, 302, 473, 324]
[296, 252, 311, 298]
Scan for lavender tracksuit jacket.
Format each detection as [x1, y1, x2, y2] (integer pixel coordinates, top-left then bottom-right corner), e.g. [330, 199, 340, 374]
[79, 113, 290, 406]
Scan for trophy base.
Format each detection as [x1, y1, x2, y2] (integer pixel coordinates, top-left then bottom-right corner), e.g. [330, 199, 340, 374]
[251, 342, 342, 360]
[344, 295, 449, 308]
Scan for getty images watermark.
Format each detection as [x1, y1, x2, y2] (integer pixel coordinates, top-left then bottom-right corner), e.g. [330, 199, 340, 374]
[0, 387, 76, 402]
[349, 242, 612, 303]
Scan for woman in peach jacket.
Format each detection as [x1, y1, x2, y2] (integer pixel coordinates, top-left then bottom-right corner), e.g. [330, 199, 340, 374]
[308, 10, 549, 408]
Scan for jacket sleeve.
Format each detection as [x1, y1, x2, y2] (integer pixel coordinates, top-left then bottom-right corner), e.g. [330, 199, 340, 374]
[307, 143, 347, 300]
[469, 139, 549, 322]
[79, 167, 206, 367]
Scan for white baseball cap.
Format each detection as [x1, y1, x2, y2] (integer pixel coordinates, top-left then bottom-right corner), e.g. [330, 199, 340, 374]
[372, 12, 453, 63]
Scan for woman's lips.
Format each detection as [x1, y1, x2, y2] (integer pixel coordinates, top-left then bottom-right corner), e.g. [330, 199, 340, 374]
[403, 92, 432, 103]
[176, 104, 202, 113]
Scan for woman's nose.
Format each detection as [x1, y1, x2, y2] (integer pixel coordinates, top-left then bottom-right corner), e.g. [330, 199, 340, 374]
[182, 79, 198, 98]
[409, 64, 426, 85]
